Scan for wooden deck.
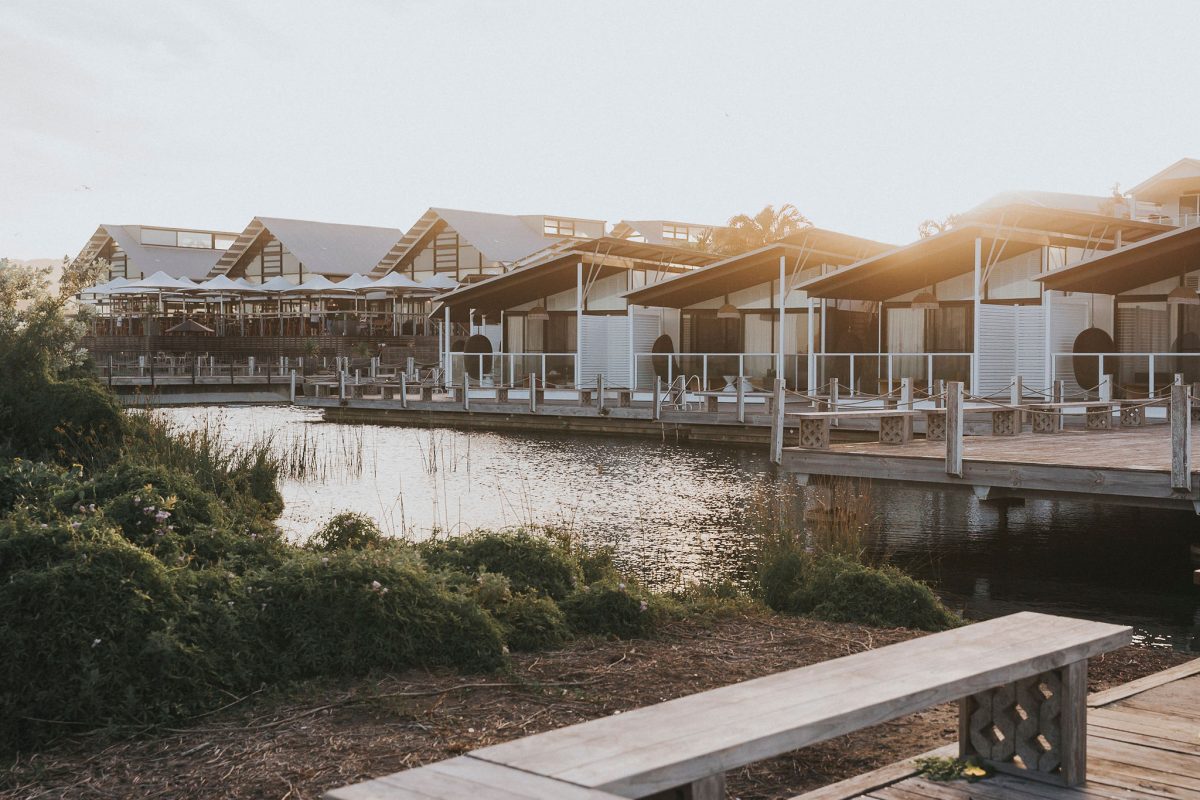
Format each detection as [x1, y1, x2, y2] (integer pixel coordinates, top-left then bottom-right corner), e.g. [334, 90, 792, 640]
[781, 425, 1200, 512]
[801, 659, 1200, 800]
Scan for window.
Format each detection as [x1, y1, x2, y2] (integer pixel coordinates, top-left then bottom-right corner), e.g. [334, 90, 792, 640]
[662, 223, 706, 243]
[1180, 194, 1200, 223]
[214, 235, 237, 250]
[140, 228, 176, 246]
[176, 231, 212, 249]
[543, 218, 576, 237]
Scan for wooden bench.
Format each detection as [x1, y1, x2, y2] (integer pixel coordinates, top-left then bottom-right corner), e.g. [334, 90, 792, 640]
[326, 612, 1129, 799]
[1025, 399, 1161, 433]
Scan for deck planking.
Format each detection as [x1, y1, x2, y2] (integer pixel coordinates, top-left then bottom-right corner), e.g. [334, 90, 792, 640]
[798, 665, 1200, 800]
[780, 426, 1200, 512]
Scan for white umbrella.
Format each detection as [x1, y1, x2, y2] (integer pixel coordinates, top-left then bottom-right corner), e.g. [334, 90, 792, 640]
[420, 274, 460, 292]
[253, 276, 300, 293]
[334, 273, 377, 292]
[282, 274, 357, 295]
[196, 274, 254, 294]
[370, 272, 425, 292]
[233, 277, 258, 290]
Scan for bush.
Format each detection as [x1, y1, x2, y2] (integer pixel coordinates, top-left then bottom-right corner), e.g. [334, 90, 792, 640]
[309, 511, 385, 551]
[0, 379, 125, 468]
[761, 551, 961, 632]
[421, 530, 580, 600]
[560, 580, 662, 639]
[0, 516, 192, 750]
[0, 459, 80, 515]
[255, 549, 507, 678]
[494, 593, 570, 652]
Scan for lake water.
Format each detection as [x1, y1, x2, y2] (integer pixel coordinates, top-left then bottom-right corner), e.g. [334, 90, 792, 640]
[155, 405, 1200, 652]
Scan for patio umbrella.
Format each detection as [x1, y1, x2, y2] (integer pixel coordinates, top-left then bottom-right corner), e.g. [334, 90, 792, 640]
[282, 274, 358, 295]
[370, 272, 425, 292]
[196, 274, 253, 294]
[420, 274, 460, 292]
[334, 273, 377, 292]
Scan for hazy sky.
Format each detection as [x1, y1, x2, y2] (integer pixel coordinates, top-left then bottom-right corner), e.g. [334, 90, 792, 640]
[3, 0, 1199, 260]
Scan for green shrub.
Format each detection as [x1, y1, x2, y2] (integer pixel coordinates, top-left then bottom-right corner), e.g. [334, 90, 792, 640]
[761, 551, 961, 632]
[0, 458, 80, 515]
[0, 379, 125, 468]
[309, 511, 386, 551]
[256, 549, 507, 678]
[494, 593, 570, 652]
[560, 580, 662, 639]
[421, 530, 580, 600]
[0, 516, 193, 751]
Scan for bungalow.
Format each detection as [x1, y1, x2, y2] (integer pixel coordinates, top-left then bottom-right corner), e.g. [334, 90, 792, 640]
[430, 236, 720, 388]
[611, 219, 723, 246]
[369, 208, 607, 283]
[1127, 158, 1200, 226]
[73, 224, 240, 282]
[797, 202, 1171, 397]
[623, 228, 893, 391]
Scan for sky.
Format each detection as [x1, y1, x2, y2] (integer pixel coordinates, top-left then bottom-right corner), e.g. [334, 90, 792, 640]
[2, 0, 1199, 260]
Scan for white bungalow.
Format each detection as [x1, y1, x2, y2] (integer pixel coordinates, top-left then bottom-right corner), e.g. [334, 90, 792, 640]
[796, 203, 1171, 397]
[623, 229, 893, 391]
[430, 237, 719, 388]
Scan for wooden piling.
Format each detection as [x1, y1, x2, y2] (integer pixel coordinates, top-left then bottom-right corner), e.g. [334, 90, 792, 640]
[769, 378, 785, 465]
[1171, 383, 1191, 490]
[946, 380, 963, 477]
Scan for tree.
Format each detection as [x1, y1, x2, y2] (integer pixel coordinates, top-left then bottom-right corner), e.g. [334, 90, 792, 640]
[59, 255, 109, 299]
[711, 204, 811, 255]
[917, 213, 962, 239]
[0, 259, 90, 382]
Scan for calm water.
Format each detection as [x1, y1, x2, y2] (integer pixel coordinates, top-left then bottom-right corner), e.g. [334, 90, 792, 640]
[156, 405, 1200, 651]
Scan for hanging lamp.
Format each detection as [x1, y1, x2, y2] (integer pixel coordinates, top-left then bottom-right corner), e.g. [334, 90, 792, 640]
[527, 305, 550, 321]
[716, 302, 739, 319]
[1167, 281, 1199, 306]
[911, 288, 940, 311]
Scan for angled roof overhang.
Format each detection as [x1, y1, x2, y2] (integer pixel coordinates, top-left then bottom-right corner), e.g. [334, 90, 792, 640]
[1127, 158, 1200, 201]
[622, 228, 893, 308]
[432, 239, 708, 323]
[1036, 224, 1200, 295]
[208, 219, 267, 278]
[799, 207, 1174, 302]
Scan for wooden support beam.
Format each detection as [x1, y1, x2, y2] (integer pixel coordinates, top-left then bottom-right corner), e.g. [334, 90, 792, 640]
[770, 378, 785, 464]
[736, 378, 746, 423]
[1171, 383, 1191, 491]
[946, 380, 963, 477]
[529, 373, 537, 413]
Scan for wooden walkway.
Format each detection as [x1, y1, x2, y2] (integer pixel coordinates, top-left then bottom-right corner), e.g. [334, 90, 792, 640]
[802, 659, 1200, 800]
[780, 426, 1200, 513]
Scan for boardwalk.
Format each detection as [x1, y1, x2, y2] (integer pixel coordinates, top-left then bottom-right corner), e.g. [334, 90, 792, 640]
[802, 659, 1200, 800]
[781, 425, 1200, 512]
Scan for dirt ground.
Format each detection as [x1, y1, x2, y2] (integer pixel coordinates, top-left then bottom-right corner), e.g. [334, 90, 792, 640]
[3, 613, 1191, 800]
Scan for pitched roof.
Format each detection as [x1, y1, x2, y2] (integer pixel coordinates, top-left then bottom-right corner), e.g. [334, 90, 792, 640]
[209, 217, 404, 278]
[74, 225, 235, 280]
[1128, 158, 1200, 198]
[1037, 223, 1200, 295]
[612, 219, 721, 246]
[967, 190, 1119, 216]
[371, 207, 596, 277]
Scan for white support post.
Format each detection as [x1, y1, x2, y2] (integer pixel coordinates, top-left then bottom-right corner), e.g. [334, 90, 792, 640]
[972, 237, 982, 393]
[1054, 379, 1065, 431]
[444, 305, 452, 386]
[776, 255, 786, 385]
[806, 298, 816, 394]
[289, 369, 296, 403]
[901, 377, 914, 410]
[1171, 383, 1192, 491]
[1099, 374, 1113, 402]
[947, 380, 964, 477]
[575, 260, 583, 389]
[770, 377, 786, 465]
[1011, 375, 1022, 407]
[627, 303, 637, 390]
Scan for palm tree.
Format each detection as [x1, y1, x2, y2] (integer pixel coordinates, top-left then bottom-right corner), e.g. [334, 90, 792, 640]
[711, 204, 811, 255]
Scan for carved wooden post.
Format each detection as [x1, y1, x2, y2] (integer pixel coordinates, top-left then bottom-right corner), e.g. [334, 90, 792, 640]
[399, 372, 408, 410]
[1171, 383, 1191, 491]
[946, 380, 963, 477]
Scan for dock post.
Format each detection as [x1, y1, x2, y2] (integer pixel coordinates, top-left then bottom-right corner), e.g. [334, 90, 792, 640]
[1011, 375, 1022, 406]
[289, 370, 296, 403]
[654, 377, 663, 421]
[463, 374, 470, 411]
[1054, 379, 1066, 431]
[828, 377, 839, 424]
[248, 356, 255, 378]
[934, 378, 945, 409]
[339, 370, 346, 400]
[1175, 372, 1185, 386]
[407, 356, 416, 380]
[193, 356, 198, 386]
[770, 378, 786, 465]
[597, 374, 605, 411]
[108, 355, 113, 388]
[1099, 373, 1113, 402]
[529, 373, 538, 413]
[1171, 383, 1191, 491]
[736, 377, 746, 423]
[355, 368, 361, 386]
[946, 380, 964, 478]
[399, 373, 408, 409]
[901, 376, 914, 410]
[370, 357, 378, 379]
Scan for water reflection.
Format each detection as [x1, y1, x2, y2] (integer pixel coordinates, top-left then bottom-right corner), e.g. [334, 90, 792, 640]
[155, 405, 1199, 651]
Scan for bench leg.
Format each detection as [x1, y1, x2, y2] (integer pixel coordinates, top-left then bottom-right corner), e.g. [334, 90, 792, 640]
[992, 409, 1018, 436]
[925, 412, 946, 441]
[1119, 405, 1144, 427]
[879, 415, 913, 445]
[1030, 409, 1060, 434]
[1085, 406, 1112, 430]
[958, 659, 1087, 786]
[798, 417, 831, 449]
[642, 774, 725, 800]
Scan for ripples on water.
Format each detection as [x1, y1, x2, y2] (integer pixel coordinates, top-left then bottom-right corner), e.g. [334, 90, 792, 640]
[155, 405, 1200, 651]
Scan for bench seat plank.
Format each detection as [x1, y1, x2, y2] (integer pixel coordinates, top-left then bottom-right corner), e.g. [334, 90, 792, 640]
[472, 613, 1129, 798]
[325, 756, 623, 800]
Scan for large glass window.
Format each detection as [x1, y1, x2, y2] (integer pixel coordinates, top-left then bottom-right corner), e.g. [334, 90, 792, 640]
[140, 228, 176, 246]
[214, 235, 237, 250]
[176, 231, 212, 249]
[543, 218, 576, 237]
